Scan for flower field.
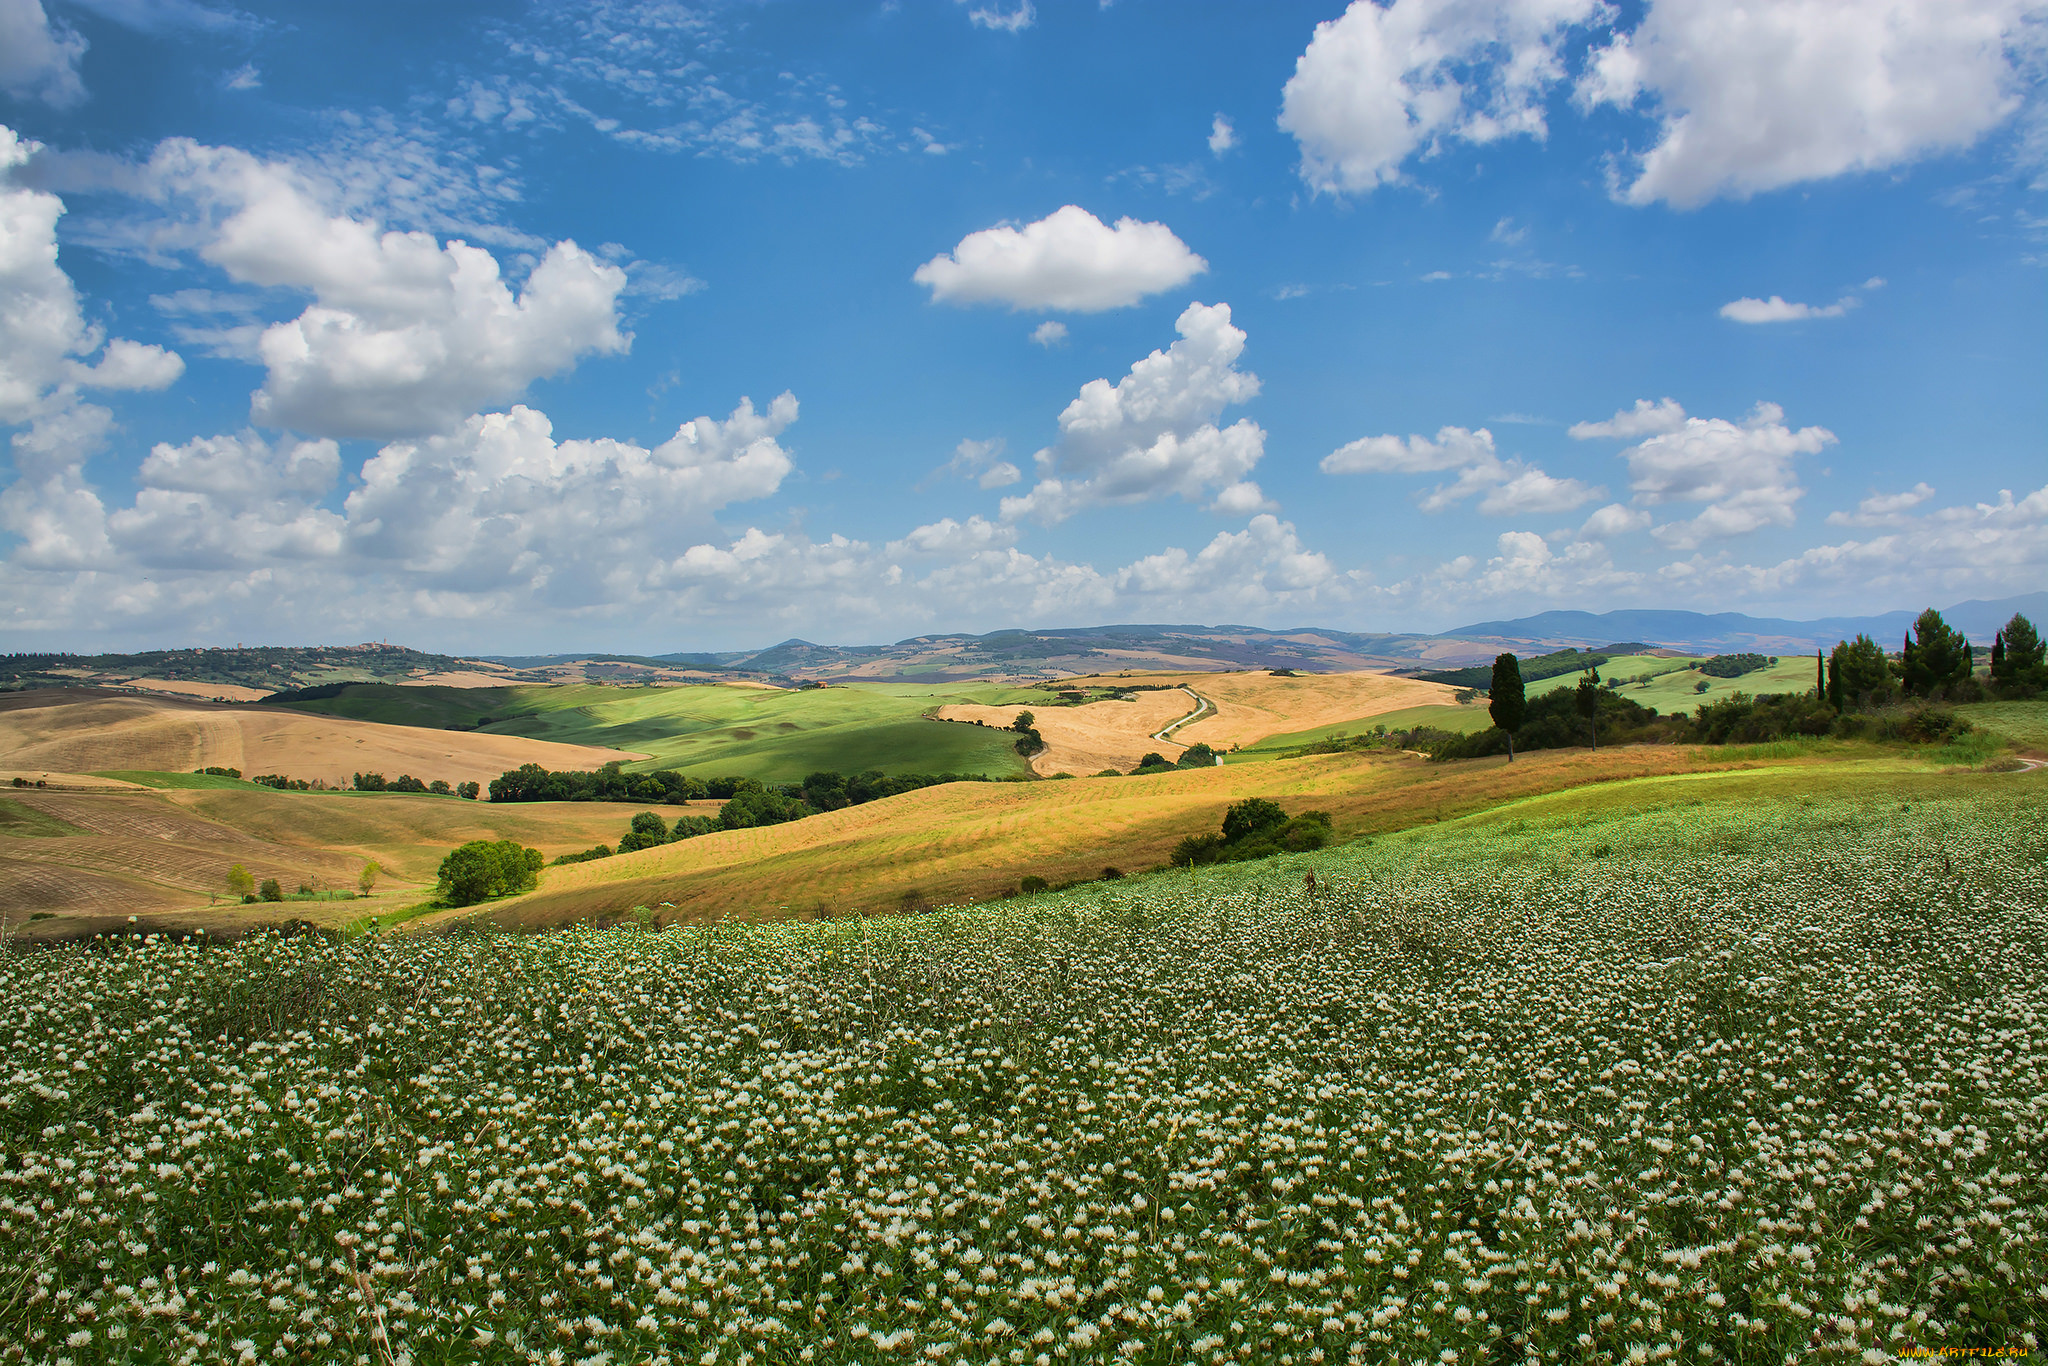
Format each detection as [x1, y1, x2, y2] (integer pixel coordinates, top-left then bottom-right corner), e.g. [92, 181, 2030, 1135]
[2, 788, 2043, 1364]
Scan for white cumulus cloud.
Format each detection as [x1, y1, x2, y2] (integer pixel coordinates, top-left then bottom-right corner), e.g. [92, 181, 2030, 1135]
[0, 0, 87, 108]
[913, 205, 1207, 313]
[1604, 401, 1837, 548]
[1581, 0, 2044, 207]
[1279, 0, 1608, 195]
[1567, 397, 1687, 441]
[886, 515, 1019, 558]
[1029, 320, 1069, 348]
[1322, 422, 1599, 515]
[135, 138, 628, 439]
[1719, 294, 1856, 323]
[1208, 114, 1237, 156]
[1827, 482, 1937, 527]
[1000, 301, 1264, 524]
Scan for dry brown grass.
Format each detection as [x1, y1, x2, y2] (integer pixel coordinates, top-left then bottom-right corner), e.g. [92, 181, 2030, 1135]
[0, 688, 641, 787]
[0, 782, 708, 942]
[121, 678, 276, 702]
[447, 744, 1767, 933]
[934, 691, 1192, 775]
[937, 670, 1470, 774]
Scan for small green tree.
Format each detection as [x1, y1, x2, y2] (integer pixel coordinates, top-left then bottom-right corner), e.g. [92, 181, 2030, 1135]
[1900, 609, 1972, 697]
[225, 863, 255, 900]
[1574, 667, 1602, 750]
[1488, 653, 1526, 760]
[1220, 797, 1287, 844]
[1010, 711, 1036, 733]
[357, 860, 380, 898]
[436, 839, 542, 906]
[1134, 752, 1168, 771]
[1177, 741, 1219, 768]
[258, 878, 284, 902]
[1991, 612, 2044, 687]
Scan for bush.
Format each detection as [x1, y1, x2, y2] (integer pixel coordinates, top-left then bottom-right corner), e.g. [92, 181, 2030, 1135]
[552, 845, 613, 866]
[1171, 806, 1333, 867]
[1019, 875, 1049, 894]
[456, 782, 480, 800]
[1699, 652, 1769, 678]
[436, 840, 543, 906]
[257, 878, 283, 902]
[671, 815, 720, 840]
[1177, 742, 1219, 768]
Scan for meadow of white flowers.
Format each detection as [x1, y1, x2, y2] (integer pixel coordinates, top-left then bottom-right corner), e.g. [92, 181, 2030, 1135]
[2, 790, 2043, 1365]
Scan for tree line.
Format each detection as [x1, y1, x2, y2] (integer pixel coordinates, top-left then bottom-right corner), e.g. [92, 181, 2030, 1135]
[1302, 608, 2039, 765]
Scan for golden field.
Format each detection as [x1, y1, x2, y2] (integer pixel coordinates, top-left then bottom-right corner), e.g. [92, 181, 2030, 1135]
[0, 687, 641, 788]
[938, 668, 1470, 774]
[0, 782, 707, 943]
[438, 743, 1811, 933]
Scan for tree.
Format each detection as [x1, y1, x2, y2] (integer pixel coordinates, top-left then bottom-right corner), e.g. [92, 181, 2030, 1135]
[1815, 649, 1825, 699]
[456, 781, 480, 800]
[1010, 711, 1036, 733]
[357, 860, 380, 898]
[1574, 667, 1602, 750]
[436, 839, 542, 906]
[1488, 654, 1526, 760]
[1177, 741, 1219, 768]
[1220, 797, 1287, 844]
[1134, 752, 1168, 771]
[1828, 634, 1893, 707]
[1900, 609, 1972, 697]
[258, 878, 284, 902]
[1992, 612, 2044, 687]
[225, 863, 255, 900]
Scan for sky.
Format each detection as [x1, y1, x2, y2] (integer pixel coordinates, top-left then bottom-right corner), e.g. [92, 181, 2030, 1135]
[0, 0, 2043, 654]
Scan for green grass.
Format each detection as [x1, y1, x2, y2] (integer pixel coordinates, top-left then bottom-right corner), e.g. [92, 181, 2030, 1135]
[4, 780, 2040, 1363]
[0, 797, 91, 837]
[272, 680, 1044, 783]
[89, 769, 263, 790]
[1530, 652, 1823, 713]
[1229, 702, 1495, 761]
[1958, 698, 2048, 751]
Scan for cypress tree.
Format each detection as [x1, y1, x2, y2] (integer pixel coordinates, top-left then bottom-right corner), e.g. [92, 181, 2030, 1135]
[1488, 653, 1526, 761]
[1991, 630, 2007, 680]
[1815, 648, 1824, 699]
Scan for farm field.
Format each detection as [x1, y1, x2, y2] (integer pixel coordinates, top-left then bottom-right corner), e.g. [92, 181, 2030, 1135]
[440, 743, 1939, 932]
[0, 689, 640, 791]
[1528, 653, 1821, 712]
[0, 781, 709, 943]
[2, 782, 2040, 1363]
[276, 681, 1044, 783]
[937, 670, 1464, 775]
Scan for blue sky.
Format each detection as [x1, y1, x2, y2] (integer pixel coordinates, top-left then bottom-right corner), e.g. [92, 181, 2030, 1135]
[1, 0, 2043, 652]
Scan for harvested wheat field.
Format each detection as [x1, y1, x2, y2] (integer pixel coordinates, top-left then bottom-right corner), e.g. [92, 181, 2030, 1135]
[0, 688, 643, 789]
[934, 689, 1195, 775]
[442, 744, 1811, 934]
[937, 669, 1471, 774]
[0, 782, 708, 942]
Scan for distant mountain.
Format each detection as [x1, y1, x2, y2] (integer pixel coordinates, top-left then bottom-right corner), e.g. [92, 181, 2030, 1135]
[1440, 592, 2048, 654]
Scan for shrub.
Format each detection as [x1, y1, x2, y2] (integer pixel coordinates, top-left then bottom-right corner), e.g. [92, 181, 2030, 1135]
[1019, 875, 1049, 894]
[258, 878, 284, 902]
[436, 840, 543, 906]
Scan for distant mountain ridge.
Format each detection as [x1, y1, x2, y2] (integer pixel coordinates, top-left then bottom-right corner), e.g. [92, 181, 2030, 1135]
[1441, 592, 2048, 654]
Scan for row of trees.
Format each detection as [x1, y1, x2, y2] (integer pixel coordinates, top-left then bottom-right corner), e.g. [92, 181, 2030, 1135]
[1471, 607, 2037, 762]
[350, 772, 479, 798]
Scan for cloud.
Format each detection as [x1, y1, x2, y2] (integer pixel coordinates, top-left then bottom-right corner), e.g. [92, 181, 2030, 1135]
[913, 205, 1207, 313]
[1719, 294, 1856, 323]
[1666, 484, 2048, 604]
[960, 0, 1034, 32]
[67, 0, 254, 34]
[928, 437, 1021, 491]
[1320, 424, 1497, 475]
[220, 63, 260, 91]
[1580, 0, 2043, 207]
[886, 515, 1018, 558]
[1029, 320, 1069, 348]
[1489, 216, 1528, 245]
[1613, 401, 1837, 548]
[1568, 397, 1687, 441]
[1279, 0, 1608, 195]
[133, 138, 628, 438]
[1827, 482, 1936, 527]
[1116, 515, 1338, 604]
[999, 301, 1264, 524]
[1322, 422, 1599, 515]
[0, 0, 87, 107]
[0, 127, 184, 428]
[110, 432, 344, 569]
[1579, 502, 1654, 539]
[1208, 114, 1237, 156]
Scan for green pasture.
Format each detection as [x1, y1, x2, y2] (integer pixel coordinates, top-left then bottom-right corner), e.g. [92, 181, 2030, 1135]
[1959, 698, 2048, 751]
[88, 769, 264, 790]
[277, 681, 1046, 783]
[0, 797, 91, 837]
[1228, 701, 1495, 762]
[1525, 652, 1822, 712]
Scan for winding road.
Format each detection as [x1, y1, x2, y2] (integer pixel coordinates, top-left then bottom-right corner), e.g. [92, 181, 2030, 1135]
[1150, 686, 1215, 747]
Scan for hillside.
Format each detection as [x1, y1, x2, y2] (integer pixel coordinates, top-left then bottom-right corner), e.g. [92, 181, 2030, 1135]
[0, 689, 642, 789]
[435, 744, 1824, 932]
[0, 780, 707, 943]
